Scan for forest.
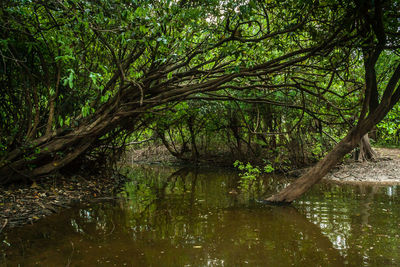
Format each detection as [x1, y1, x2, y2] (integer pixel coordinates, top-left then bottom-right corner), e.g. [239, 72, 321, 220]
[2, 0, 400, 265]
[1, 0, 400, 202]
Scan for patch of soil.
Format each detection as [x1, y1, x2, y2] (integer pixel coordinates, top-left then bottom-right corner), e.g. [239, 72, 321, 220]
[123, 145, 178, 164]
[124, 145, 269, 168]
[324, 147, 400, 184]
[0, 174, 125, 232]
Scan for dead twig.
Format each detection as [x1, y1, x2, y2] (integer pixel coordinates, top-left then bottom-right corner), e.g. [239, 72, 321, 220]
[0, 219, 8, 233]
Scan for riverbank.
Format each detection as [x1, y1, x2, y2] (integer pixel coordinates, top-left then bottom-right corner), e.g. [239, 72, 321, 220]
[324, 148, 400, 184]
[0, 174, 125, 232]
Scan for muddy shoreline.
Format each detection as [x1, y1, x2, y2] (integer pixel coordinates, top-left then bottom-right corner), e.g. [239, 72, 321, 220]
[324, 148, 400, 184]
[0, 173, 125, 232]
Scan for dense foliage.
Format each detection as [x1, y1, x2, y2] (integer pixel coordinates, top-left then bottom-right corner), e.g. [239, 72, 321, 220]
[0, 0, 400, 185]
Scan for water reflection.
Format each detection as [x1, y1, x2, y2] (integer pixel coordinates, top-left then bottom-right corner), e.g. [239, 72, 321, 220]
[1, 165, 400, 266]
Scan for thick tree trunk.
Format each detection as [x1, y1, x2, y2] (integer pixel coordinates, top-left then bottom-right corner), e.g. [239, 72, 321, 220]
[356, 134, 377, 161]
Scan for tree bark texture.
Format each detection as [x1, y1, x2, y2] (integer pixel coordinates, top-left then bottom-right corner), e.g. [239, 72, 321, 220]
[357, 134, 377, 161]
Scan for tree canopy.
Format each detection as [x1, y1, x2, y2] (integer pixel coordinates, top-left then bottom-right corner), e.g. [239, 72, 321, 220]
[1, 0, 400, 201]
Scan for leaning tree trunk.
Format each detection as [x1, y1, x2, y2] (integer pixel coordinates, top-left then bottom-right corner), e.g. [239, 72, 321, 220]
[266, 37, 400, 203]
[0, 112, 122, 184]
[266, 131, 357, 203]
[0, 90, 146, 185]
[266, 110, 393, 203]
[267, 74, 400, 203]
[267, 106, 400, 203]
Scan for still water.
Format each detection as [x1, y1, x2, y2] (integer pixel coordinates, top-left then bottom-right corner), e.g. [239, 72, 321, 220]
[1, 165, 400, 266]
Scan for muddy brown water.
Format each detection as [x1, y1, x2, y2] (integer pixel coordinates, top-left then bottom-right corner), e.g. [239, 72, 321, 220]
[1, 165, 400, 266]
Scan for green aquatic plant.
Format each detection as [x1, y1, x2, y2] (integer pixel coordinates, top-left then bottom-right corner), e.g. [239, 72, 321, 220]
[234, 160, 274, 190]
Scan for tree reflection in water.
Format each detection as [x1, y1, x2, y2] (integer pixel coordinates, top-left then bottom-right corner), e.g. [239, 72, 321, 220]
[1, 166, 400, 266]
